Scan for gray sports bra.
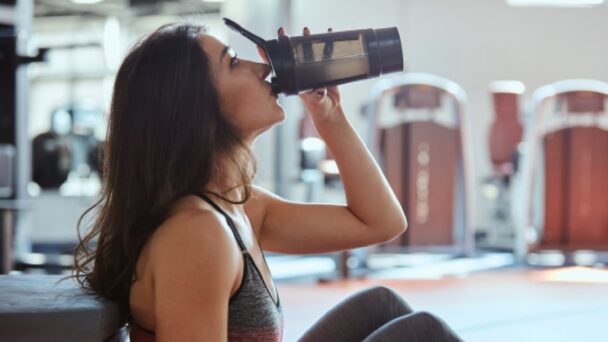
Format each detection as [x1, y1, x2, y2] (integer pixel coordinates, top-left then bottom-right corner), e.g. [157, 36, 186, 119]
[130, 192, 283, 342]
[196, 192, 284, 342]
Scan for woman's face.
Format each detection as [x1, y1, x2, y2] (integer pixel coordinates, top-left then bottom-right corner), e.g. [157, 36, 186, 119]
[201, 34, 285, 142]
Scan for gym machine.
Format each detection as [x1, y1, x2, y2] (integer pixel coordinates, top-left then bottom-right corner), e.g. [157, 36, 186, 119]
[514, 79, 608, 265]
[363, 73, 475, 257]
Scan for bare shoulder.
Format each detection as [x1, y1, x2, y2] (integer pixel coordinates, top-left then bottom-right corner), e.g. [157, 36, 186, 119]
[145, 202, 242, 339]
[147, 204, 240, 273]
[244, 185, 278, 237]
[250, 184, 280, 200]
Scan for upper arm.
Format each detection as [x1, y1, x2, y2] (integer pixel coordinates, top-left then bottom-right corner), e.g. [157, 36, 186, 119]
[150, 211, 239, 342]
[245, 186, 406, 255]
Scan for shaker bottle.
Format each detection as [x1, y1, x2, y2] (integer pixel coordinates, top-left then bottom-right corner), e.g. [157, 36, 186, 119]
[224, 18, 404, 95]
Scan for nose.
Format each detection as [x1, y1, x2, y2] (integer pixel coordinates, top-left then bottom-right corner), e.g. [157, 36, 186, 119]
[253, 61, 272, 80]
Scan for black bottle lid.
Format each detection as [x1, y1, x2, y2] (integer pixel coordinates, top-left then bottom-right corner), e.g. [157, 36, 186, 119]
[265, 37, 297, 95]
[367, 27, 403, 76]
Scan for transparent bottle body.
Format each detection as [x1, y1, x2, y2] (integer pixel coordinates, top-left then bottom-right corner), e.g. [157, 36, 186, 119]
[290, 31, 370, 91]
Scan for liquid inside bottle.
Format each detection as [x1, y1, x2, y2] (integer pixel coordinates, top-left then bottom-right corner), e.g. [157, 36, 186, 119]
[291, 31, 371, 91]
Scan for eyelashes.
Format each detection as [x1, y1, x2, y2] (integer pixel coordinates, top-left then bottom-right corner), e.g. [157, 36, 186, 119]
[230, 55, 239, 67]
[226, 46, 239, 68]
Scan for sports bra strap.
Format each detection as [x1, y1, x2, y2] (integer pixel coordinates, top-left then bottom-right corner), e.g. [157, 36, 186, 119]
[195, 192, 248, 254]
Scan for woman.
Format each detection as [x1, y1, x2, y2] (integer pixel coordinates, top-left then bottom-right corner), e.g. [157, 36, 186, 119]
[73, 22, 463, 341]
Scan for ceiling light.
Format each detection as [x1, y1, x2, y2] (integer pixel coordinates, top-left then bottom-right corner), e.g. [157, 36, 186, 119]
[71, 0, 104, 4]
[507, 0, 605, 7]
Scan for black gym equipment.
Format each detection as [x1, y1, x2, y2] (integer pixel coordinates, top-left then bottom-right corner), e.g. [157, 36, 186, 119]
[0, 0, 47, 274]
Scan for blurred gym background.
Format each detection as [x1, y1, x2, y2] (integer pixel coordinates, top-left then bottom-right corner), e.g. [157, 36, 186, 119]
[1, 0, 607, 341]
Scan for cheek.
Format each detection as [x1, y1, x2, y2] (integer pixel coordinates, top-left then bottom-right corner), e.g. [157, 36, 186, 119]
[217, 83, 245, 122]
[217, 76, 278, 132]
[219, 76, 251, 110]
[218, 90, 258, 133]
[223, 83, 262, 115]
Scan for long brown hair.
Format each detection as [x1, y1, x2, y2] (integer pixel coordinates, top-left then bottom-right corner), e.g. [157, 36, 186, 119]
[71, 22, 256, 322]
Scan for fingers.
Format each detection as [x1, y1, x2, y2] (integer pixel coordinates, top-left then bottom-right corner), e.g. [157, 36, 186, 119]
[314, 88, 328, 98]
[257, 46, 269, 64]
[299, 87, 325, 101]
[302, 88, 327, 102]
[327, 86, 339, 99]
[292, 26, 340, 102]
[264, 27, 286, 64]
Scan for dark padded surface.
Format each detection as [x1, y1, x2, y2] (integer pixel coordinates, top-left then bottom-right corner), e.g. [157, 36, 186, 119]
[0, 274, 127, 342]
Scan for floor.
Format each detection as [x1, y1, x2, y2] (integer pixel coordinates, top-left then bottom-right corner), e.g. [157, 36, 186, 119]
[16, 191, 608, 341]
[276, 266, 608, 342]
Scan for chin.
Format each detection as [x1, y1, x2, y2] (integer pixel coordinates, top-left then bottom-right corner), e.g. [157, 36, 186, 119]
[250, 110, 285, 139]
[274, 107, 286, 124]
[267, 103, 286, 125]
[264, 112, 285, 131]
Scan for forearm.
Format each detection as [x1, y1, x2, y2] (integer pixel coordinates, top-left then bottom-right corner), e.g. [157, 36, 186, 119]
[313, 108, 407, 234]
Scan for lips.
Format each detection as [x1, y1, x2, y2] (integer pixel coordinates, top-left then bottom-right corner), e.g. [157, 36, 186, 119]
[266, 81, 278, 98]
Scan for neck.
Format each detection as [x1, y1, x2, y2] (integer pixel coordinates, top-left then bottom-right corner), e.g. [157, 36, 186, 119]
[203, 170, 246, 214]
[203, 146, 253, 211]
[203, 188, 244, 218]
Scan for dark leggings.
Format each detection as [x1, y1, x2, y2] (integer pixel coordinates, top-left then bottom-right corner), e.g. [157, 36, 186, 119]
[297, 286, 463, 342]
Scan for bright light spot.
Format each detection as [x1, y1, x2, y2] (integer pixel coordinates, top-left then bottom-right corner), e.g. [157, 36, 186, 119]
[27, 181, 41, 197]
[482, 183, 499, 200]
[527, 251, 565, 266]
[507, 0, 605, 7]
[573, 251, 598, 266]
[536, 266, 608, 283]
[71, 0, 104, 4]
[104, 17, 122, 71]
[319, 160, 339, 175]
[489, 80, 526, 94]
[301, 137, 325, 152]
